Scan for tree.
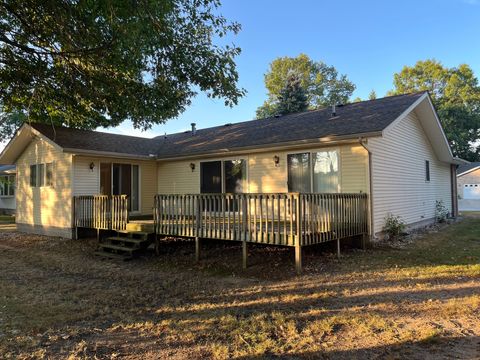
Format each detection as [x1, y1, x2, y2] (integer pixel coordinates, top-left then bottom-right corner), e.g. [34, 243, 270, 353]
[390, 60, 480, 161]
[0, 0, 244, 137]
[368, 90, 377, 100]
[276, 72, 309, 115]
[256, 54, 355, 118]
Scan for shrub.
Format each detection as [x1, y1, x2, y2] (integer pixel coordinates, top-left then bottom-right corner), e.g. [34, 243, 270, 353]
[435, 200, 449, 223]
[383, 214, 406, 241]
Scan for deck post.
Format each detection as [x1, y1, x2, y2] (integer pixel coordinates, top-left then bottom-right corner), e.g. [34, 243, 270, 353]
[295, 194, 302, 275]
[96, 228, 100, 243]
[195, 236, 200, 262]
[361, 233, 367, 250]
[337, 238, 341, 258]
[242, 195, 248, 269]
[242, 240, 247, 269]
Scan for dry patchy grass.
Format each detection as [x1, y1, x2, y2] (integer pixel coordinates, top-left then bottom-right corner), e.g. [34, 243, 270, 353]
[0, 217, 480, 359]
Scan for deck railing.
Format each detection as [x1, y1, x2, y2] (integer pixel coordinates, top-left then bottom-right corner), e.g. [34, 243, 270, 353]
[153, 193, 368, 247]
[73, 195, 129, 232]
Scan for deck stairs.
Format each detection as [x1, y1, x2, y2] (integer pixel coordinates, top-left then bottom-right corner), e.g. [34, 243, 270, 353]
[94, 221, 154, 260]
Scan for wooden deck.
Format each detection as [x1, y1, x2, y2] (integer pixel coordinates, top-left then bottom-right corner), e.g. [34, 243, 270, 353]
[154, 193, 368, 247]
[73, 193, 369, 273]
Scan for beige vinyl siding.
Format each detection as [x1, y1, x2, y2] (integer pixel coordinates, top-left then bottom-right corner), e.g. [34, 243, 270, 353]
[73, 157, 99, 195]
[157, 160, 201, 193]
[73, 156, 157, 214]
[368, 110, 452, 234]
[157, 144, 369, 195]
[16, 136, 73, 229]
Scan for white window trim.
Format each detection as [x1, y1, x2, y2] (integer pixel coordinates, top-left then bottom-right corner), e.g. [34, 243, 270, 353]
[0, 174, 15, 197]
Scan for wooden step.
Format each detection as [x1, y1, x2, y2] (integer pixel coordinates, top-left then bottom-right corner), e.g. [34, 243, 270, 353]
[94, 250, 132, 260]
[106, 236, 146, 246]
[126, 222, 154, 233]
[117, 230, 150, 240]
[98, 243, 135, 253]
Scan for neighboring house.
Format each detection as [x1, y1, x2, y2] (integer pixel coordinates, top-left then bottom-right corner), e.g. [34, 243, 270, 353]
[457, 162, 480, 211]
[0, 92, 464, 240]
[0, 165, 16, 215]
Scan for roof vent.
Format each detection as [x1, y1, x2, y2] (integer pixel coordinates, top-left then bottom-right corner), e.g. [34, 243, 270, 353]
[331, 105, 336, 117]
[274, 113, 281, 118]
[224, 123, 232, 127]
[163, 132, 167, 139]
[191, 123, 197, 135]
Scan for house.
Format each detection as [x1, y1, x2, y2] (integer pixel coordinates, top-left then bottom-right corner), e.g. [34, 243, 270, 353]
[457, 162, 480, 211]
[0, 165, 16, 215]
[0, 92, 463, 250]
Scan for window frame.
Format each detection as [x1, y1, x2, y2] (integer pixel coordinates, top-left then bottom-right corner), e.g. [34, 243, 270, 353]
[287, 148, 341, 193]
[0, 175, 15, 197]
[200, 158, 248, 194]
[425, 160, 430, 182]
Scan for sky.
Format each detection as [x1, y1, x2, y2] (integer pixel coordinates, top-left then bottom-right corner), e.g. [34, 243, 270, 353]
[2, 0, 480, 150]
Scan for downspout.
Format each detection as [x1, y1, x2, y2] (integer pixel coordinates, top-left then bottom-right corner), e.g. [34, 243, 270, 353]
[359, 137, 374, 241]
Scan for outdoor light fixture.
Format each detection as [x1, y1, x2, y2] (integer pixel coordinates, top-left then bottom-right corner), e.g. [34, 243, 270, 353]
[89, 162, 95, 171]
[190, 163, 195, 172]
[273, 155, 280, 167]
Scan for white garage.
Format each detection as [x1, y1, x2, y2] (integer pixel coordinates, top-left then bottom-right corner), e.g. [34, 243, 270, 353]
[463, 184, 480, 200]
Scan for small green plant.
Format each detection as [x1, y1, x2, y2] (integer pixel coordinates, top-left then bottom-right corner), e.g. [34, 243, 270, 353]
[383, 213, 406, 240]
[435, 200, 449, 223]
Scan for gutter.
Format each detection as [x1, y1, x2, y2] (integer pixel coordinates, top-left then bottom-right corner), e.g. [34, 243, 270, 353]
[156, 131, 383, 162]
[63, 148, 155, 160]
[359, 137, 375, 239]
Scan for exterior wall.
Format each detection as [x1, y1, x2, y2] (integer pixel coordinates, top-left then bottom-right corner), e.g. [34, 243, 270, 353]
[157, 144, 369, 195]
[368, 110, 452, 235]
[457, 168, 480, 198]
[0, 196, 16, 214]
[16, 137, 73, 237]
[73, 156, 157, 215]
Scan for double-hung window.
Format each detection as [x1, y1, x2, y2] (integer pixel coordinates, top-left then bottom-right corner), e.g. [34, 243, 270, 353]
[0, 175, 15, 196]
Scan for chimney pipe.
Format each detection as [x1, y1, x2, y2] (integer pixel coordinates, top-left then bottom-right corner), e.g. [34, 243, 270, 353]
[331, 105, 336, 117]
[191, 123, 197, 135]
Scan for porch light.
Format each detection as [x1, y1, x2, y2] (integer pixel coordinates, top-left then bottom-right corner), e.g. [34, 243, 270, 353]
[190, 163, 195, 172]
[273, 155, 280, 167]
[89, 162, 95, 171]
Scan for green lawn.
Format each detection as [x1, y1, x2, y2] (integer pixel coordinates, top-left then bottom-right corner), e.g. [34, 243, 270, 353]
[0, 217, 479, 359]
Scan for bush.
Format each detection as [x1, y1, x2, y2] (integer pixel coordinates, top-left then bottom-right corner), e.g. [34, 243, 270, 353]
[383, 214, 406, 241]
[435, 200, 449, 223]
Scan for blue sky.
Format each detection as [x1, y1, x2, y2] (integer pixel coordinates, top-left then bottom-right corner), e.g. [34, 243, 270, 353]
[105, 0, 480, 139]
[2, 0, 480, 149]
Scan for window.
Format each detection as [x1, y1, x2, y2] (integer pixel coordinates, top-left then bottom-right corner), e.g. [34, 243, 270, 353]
[0, 175, 15, 196]
[313, 150, 339, 193]
[425, 160, 430, 182]
[288, 150, 340, 193]
[200, 159, 247, 193]
[224, 160, 246, 193]
[30, 165, 37, 187]
[287, 153, 311, 192]
[38, 164, 45, 187]
[46, 163, 53, 187]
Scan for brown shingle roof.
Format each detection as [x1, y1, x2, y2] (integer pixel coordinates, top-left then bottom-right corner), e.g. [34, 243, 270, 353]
[31, 92, 426, 159]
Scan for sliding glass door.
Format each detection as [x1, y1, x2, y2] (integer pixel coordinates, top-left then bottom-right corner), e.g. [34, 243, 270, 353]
[287, 153, 311, 192]
[100, 163, 139, 212]
[287, 150, 339, 193]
